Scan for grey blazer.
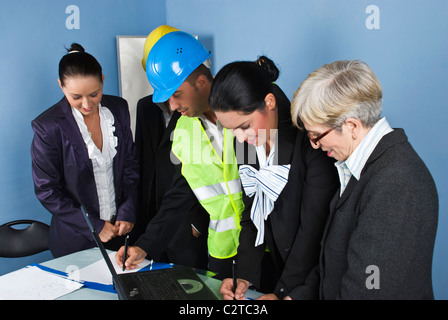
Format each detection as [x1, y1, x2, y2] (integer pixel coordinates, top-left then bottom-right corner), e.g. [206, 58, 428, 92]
[290, 129, 438, 299]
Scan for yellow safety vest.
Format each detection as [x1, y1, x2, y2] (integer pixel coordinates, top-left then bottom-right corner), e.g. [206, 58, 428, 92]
[171, 116, 244, 259]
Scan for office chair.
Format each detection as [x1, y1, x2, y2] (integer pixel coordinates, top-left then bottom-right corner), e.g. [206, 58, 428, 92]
[0, 220, 50, 257]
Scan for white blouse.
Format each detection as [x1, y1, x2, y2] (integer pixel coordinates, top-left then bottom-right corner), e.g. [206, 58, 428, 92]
[256, 142, 276, 168]
[71, 104, 118, 221]
[334, 117, 393, 196]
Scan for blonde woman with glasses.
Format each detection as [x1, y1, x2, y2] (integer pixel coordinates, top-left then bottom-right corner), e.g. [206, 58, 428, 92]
[289, 60, 438, 299]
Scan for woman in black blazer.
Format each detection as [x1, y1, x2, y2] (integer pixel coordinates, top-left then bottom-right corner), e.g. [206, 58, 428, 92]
[209, 56, 338, 299]
[31, 43, 138, 257]
[289, 60, 438, 299]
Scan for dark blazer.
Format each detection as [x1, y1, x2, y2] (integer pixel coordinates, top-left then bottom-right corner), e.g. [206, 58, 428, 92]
[236, 86, 339, 297]
[31, 95, 139, 258]
[289, 129, 438, 299]
[134, 96, 209, 269]
[134, 95, 181, 237]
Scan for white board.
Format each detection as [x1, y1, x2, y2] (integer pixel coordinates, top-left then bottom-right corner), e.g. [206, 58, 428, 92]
[116, 36, 153, 138]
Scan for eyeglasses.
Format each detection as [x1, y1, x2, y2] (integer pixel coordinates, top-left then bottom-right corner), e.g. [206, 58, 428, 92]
[307, 127, 336, 145]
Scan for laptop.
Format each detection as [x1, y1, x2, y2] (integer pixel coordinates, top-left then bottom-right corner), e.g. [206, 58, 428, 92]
[81, 207, 218, 300]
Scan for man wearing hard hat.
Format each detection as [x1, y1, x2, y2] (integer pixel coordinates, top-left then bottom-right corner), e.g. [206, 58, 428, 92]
[132, 26, 210, 271]
[116, 25, 244, 279]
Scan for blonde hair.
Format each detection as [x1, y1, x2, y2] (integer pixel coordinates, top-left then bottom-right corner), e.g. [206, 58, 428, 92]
[291, 60, 383, 130]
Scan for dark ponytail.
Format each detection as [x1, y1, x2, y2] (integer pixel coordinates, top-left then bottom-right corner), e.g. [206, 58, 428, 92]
[58, 43, 103, 86]
[209, 55, 279, 114]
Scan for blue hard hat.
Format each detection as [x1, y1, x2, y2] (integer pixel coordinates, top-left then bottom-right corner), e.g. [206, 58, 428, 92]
[146, 31, 212, 103]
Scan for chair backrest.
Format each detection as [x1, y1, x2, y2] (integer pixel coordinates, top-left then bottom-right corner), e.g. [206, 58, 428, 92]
[0, 220, 50, 257]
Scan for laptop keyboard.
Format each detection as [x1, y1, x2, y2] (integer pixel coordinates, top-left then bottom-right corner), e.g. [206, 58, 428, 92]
[135, 270, 187, 300]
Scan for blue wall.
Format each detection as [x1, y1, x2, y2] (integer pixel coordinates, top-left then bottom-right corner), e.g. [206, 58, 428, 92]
[165, 0, 448, 299]
[0, 0, 166, 276]
[1, 0, 446, 299]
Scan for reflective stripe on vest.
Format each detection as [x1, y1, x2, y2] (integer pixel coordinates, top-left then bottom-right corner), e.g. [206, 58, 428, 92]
[209, 216, 236, 233]
[192, 178, 242, 202]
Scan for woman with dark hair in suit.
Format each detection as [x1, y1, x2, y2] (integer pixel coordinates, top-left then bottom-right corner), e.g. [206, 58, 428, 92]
[31, 43, 139, 257]
[210, 56, 338, 300]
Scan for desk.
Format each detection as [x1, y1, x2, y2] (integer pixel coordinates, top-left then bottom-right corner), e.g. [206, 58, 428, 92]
[43, 248, 121, 300]
[3, 248, 262, 300]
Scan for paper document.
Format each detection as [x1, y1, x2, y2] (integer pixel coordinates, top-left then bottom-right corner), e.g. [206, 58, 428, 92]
[0, 265, 83, 300]
[78, 251, 152, 285]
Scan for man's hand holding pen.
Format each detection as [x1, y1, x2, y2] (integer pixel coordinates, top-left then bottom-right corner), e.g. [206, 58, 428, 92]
[115, 245, 147, 270]
[220, 278, 251, 300]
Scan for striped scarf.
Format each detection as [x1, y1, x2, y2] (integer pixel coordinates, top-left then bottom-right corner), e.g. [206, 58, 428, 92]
[239, 164, 291, 246]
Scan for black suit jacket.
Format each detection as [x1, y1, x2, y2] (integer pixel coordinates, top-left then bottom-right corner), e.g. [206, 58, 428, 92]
[134, 95, 180, 236]
[134, 96, 209, 269]
[236, 86, 339, 297]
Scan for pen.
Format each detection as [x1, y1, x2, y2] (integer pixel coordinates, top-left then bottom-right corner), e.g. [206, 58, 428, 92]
[232, 259, 237, 300]
[122, 234, 129, 271]
[279, 288, 285, 300]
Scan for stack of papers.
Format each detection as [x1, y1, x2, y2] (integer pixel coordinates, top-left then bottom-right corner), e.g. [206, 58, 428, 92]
[0, 251, 166, 300]
[0, 265, 83, 300]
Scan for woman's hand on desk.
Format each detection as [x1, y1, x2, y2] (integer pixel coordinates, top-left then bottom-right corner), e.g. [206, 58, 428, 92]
[115, 245, 147, 270]
[220, 278, 250, 300]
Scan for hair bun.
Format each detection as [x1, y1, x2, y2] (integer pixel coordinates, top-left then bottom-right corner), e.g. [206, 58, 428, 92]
[67, 43, 85, 54]
[255, 55, 279, 82]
